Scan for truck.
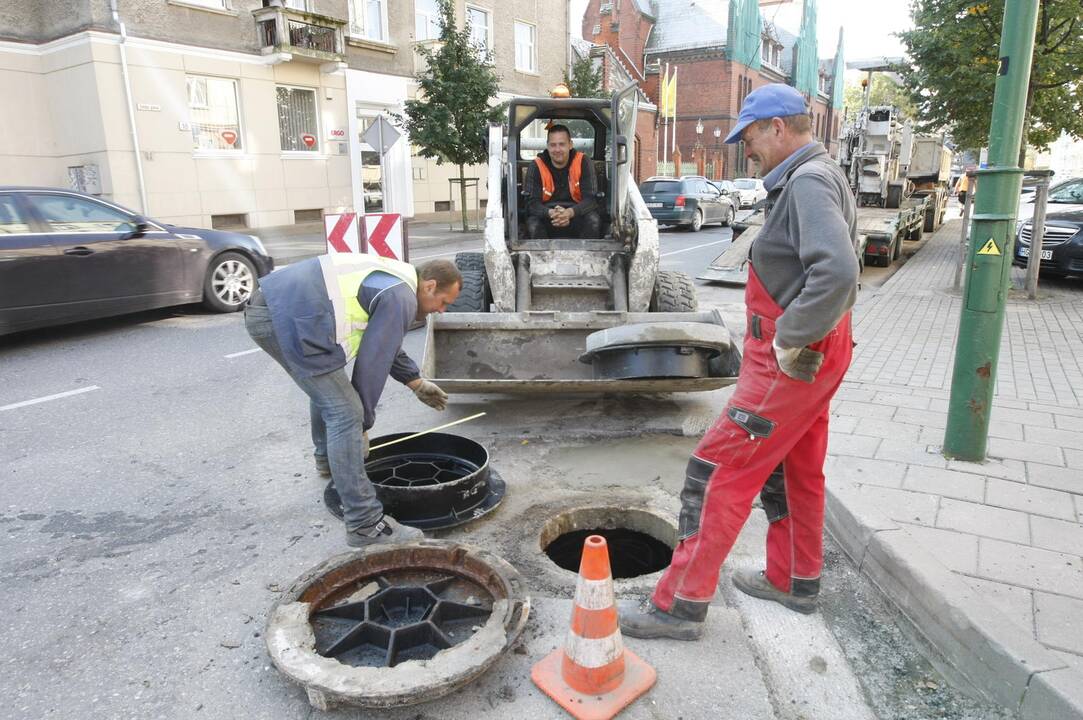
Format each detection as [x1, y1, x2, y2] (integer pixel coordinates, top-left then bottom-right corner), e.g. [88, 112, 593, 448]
[419, 83, 743, 393]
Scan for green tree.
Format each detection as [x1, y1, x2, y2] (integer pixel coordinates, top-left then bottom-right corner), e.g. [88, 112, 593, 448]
[842, 73, 919, 120]
[399, 0, 501, 231]
[564, 54, 607, 98]
[898, 0, 1083, 164]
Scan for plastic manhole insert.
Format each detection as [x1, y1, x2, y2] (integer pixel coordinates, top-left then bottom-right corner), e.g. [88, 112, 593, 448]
[266, 541, 530, 710]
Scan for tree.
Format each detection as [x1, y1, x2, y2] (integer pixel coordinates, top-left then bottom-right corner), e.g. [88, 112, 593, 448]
[564, 54, 607, 98]
[898, 0, 1083, 164]
[842, 73, 918, 120]
[399, 0, 502, 231]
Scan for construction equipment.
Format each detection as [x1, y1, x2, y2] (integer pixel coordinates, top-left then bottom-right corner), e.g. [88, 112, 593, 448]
[420, 83, 741, 393]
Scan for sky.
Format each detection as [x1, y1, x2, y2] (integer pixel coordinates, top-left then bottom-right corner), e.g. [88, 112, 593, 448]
[571, 0, 914, 66]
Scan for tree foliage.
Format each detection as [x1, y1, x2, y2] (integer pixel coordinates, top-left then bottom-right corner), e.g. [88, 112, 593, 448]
[399, 0, 501, 229]
[898, 0, 1083, 155]
[842, 73, 918, 121]
[564, 54, 607, 98]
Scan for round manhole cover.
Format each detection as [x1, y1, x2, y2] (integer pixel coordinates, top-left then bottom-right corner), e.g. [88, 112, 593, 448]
[324, 432, 505, 530]
[267, 541, 530, 710]
[539, 507, 676, 579]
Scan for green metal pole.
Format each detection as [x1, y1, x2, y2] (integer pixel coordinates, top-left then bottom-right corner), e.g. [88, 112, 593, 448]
[943, 0, 1040, 461]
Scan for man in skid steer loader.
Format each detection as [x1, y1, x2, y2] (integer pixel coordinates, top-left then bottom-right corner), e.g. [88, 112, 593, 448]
[523, 124, 603, 239]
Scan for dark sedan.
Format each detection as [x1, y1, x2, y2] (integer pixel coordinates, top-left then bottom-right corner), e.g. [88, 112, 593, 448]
[0, 187, 273, 336]
[639, 176, 736, 231]
[1012, 209, 1083, 277]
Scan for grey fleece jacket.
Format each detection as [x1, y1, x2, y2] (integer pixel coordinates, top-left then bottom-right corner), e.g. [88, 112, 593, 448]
[750, 142, 859, 348]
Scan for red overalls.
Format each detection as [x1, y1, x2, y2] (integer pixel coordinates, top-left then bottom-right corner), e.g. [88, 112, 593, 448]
[653, 263, 853, 617]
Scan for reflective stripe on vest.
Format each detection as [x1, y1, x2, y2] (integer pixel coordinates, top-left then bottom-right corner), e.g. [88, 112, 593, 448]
[316, 254, 418, 361]
[535, 152, 584, 203]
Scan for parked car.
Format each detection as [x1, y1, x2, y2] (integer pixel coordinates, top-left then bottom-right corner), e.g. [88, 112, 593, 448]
[0, 187, 274, 336]
[1012, 208, 1083, 278]
[639, 176, 736, 231]
[709, 179, 739, 200]
[732, 177, 767, 208]
[1017, 176, 1083, 222]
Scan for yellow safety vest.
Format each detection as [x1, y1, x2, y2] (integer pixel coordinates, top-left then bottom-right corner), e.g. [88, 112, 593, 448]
[317, 254, 418, 361]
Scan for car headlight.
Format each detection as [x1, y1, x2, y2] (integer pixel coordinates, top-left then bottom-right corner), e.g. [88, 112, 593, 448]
[247, 234, 269, 256]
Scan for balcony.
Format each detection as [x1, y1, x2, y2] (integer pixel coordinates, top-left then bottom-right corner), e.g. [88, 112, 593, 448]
[253, 6, 346, 65]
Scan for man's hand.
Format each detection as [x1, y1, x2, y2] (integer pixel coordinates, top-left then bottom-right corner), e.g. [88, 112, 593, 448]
[773, 341, 824, 383]
[410, 378, 448, 410]
[549, 206, 571, 228]
[363, 430, 370, 459]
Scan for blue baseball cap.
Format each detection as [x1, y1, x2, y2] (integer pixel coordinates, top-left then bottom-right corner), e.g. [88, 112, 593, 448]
[724, 83, 809, 144]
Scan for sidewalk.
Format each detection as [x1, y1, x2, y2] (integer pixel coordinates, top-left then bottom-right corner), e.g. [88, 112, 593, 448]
[253, 217, 482, 265]
[824, 217, 1083, 718]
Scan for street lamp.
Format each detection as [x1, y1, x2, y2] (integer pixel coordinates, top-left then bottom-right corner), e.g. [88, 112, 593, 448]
[695, 119, 704, 138]
[713, 126, 722, 179]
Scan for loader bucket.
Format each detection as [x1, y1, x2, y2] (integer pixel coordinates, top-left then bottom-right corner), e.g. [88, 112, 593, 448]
[420, 310, 741, 394]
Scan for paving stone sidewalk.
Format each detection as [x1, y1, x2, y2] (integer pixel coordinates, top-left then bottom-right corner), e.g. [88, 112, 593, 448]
[824, 217, 1083, 718]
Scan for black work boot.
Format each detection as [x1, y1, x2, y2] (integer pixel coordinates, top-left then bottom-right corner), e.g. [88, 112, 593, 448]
[618, 599, 705, 641]
[732, 569, 818, 614]
[345, 515, 424, 548]
[314, 454, 331, 478]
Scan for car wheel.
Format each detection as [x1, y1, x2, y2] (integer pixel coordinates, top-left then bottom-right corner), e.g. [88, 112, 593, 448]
[203, 251, 256, 313]
[722, 206, 735, 227]
[689, 208, 703, 232]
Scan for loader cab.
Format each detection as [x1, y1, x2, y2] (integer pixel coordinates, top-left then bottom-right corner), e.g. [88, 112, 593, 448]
[503, 83, 639, 246]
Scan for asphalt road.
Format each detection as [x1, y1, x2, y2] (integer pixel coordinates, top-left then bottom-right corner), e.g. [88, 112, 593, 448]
[0, 220, 1007, 720]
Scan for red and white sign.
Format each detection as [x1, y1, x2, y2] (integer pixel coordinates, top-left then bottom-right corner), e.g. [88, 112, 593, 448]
[361, 213, 408, 262]
[328, 128, 346, 140]
[324, 213, 361, 254]
[221, 130, 237, 146]
[301, 133, 317, 148]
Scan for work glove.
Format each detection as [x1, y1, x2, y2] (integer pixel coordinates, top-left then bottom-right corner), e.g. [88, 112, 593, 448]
[412, 379, 448, 411]
[773, 340, 824, 384]
[363, 430, 370, 459]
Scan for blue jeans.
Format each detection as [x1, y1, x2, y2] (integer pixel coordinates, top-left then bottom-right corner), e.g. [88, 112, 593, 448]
[244, 304, 382, 529]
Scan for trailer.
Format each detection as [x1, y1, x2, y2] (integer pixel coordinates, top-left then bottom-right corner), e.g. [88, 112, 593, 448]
[857, 196, 930, 267]
[907, 135, 953, 233]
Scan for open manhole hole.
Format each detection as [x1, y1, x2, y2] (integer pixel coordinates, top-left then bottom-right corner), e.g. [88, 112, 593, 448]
[539, 507, 676, 579]
[324, 432, 505, 530]
[266, 541, 529, 710]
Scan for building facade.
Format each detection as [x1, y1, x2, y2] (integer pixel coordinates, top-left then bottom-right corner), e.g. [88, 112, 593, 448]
[582, 0, 843, 181]
[0, 0, 569, 229]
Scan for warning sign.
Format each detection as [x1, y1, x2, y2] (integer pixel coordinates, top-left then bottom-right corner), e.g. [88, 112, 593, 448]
[977, 238, 1001, 256]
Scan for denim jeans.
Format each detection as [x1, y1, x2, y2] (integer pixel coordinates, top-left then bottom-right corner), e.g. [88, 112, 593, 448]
[244, 304, 383, 529]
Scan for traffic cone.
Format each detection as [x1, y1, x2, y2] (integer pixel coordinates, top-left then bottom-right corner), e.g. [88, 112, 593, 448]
[532, 535, 656, 720]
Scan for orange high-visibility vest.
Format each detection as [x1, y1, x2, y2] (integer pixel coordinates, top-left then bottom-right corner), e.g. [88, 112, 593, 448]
[534, 152, 585, 203]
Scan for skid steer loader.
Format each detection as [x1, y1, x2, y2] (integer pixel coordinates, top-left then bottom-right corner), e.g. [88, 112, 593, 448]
[419, 83, 741, 393]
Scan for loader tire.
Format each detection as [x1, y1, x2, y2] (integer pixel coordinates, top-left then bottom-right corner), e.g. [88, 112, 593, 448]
[650, 270, 698, 312]
[447, 269, 490, 313]
[455, 252, 486, 273]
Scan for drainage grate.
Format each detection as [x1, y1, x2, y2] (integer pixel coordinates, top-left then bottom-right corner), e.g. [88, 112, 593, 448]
[544, 527, 673, 578]
[312, 570, 493, 667]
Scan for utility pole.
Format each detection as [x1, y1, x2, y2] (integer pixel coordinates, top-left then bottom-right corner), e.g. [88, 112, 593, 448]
[943, 0, 1040, 461]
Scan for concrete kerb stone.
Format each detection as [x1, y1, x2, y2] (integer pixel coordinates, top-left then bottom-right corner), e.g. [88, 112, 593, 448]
[825, 476, 1083, 719]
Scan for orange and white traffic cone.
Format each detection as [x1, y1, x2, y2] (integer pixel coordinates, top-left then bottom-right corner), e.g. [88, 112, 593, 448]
[532, 535, 656, 720]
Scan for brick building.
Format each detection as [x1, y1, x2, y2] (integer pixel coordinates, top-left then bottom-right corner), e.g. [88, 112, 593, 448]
[583, 0, 844, 180]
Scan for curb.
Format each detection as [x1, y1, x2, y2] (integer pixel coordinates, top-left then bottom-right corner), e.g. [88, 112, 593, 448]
[825, 478, 1083, 719]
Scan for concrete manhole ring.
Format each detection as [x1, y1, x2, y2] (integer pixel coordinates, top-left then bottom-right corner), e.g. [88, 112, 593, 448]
[266, 540, 530, 710]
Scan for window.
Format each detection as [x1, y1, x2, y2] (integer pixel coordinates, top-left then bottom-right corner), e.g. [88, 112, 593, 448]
[276, 86, 319, 152]
[514, 21, 536, 72]
[772, 45, 781, 67]
[0, 195, 30, 235]
[183, 0, 227, 9]
[283, 0, 310, 10]
[415, 0, 440, 40]
[466, 6, 492, 55]
[187, 75, 243, 151]
[761, 38, 770, 65]
[349, 0, 386, 41]
[27, 194, 135, 234]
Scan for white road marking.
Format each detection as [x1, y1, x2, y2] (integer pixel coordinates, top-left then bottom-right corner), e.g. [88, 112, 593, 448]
[225, 348, 262, 359]
[409, 249, 463, 261]
[0, 386, 101, 412]
[661, 238, 731, 258]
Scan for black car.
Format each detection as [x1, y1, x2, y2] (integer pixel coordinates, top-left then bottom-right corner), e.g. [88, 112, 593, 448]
[0, 187, 274, 336]
[639, 176, 736, 231]
[1012, 209, 1083, 277]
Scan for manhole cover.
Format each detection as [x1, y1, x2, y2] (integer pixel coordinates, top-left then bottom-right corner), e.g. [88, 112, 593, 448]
[539, 507, 676, 579]
[324, 432, 505, 530]
[267, 541, 530, 710]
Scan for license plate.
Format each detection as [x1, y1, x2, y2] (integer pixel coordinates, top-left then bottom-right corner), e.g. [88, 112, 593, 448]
[1019, 247, 1053, 260]
[645, 202, 663, 208]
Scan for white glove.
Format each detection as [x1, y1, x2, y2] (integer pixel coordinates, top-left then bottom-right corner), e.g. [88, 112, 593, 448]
[773, 340, 824, 383]
[412, 379, 448, 411]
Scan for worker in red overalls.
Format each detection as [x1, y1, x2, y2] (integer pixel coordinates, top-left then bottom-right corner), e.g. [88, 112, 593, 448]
[622, 83, 860, 639]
